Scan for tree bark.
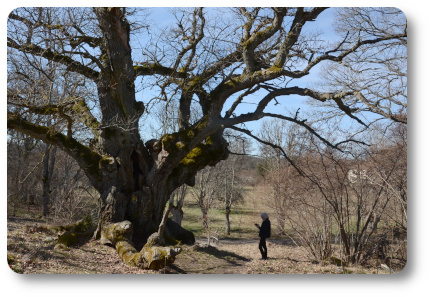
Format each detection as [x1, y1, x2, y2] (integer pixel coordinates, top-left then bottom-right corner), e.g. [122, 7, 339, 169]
[170, 185, 187, 226]
[171, 206, 184, 226]
[42, 144, 56, 217]
[225, 208, 231, 235]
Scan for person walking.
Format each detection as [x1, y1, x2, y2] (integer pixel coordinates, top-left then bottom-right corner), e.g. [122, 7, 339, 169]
[255, 212, 271, 260]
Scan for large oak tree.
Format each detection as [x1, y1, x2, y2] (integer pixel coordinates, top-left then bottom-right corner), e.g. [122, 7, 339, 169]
[7, 7, 406, 266]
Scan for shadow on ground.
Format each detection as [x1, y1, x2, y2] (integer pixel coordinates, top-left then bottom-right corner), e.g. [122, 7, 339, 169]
[195, 245, 251, 264]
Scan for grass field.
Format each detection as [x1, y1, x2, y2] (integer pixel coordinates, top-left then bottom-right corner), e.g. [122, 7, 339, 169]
[181, 186, 273, 240]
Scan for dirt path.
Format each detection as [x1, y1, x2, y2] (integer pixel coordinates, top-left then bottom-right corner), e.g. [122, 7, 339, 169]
[168, 237, 305, 274]
[195, 237, 295, 247]
[7, 218, 390, 274]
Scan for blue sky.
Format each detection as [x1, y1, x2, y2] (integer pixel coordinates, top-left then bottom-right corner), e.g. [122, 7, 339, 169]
[132, 7, 343, 141]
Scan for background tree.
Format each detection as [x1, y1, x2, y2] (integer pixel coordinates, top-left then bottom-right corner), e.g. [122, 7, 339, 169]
[189, 166, 221, 231]
[257, 119, 306, 234]
[254, 115, 406, 265]
[283, 178, 335, 262]
[7, 134, 96, 224]
[317, 7, 407, 124]
[41, 144, 56, 216]
[363, 122, 407, 265]
[218, 130, 249, 235]
[298, 131, 406, 265]
[7, 132, 40, 214]
[169, 184, 188, 226]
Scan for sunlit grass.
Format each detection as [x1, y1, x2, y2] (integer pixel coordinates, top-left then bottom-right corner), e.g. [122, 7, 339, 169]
[180, 190, 277, 240]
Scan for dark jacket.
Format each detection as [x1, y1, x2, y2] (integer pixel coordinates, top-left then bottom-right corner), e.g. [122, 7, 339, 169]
[259, 219, 271, 239]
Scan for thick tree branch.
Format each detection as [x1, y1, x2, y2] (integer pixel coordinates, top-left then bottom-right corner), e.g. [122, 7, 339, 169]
[274, 7, 327, 68]
[8, 92, 102, 139]
[197, 50, 242, 82]
[241, 8, 287, 72]
[354, 92, 407, 124]
[7, 38, 100, 80]
[224, 111, 338, 151]
[134, 63, 188, 78]
[223, 86, 367, 127]
[225, 85, 261, 118]
[299, 32, 407, 76]
[7, 112, 106, 188]
[210, 29, 406, 108]
[70, 99, 102, 138]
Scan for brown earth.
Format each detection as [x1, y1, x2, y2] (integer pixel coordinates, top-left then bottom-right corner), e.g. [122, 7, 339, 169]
[7, 214, 393, 275]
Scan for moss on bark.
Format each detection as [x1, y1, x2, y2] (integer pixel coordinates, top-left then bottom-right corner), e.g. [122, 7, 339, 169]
[54, 215, 96, 249]
[57, 231, 78, 247]
[101, 221, 182, 270]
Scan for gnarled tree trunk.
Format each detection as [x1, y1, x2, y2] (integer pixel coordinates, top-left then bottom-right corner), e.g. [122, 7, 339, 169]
[86, 8, 228, 247]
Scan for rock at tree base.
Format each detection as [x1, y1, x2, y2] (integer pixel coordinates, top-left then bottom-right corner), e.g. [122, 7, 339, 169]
[164, 218, 195, 245]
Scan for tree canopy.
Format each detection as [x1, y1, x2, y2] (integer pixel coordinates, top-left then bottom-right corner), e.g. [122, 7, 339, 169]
[7, 7, 407, 251]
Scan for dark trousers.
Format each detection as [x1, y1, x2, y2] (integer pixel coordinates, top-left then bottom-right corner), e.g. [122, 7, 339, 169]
[259, 237, 267, 259]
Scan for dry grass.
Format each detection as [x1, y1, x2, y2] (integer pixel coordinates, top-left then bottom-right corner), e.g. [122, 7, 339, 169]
[7, 219, 390, 274]
[7, 214, 157, 274]
[7, 194, 400, 274]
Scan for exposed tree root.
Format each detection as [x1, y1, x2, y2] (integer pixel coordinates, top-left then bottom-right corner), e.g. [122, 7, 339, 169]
[54, 215, 96, 249]
[101, 221, 182, 270]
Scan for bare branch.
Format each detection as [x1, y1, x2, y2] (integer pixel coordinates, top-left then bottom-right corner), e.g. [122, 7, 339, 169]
[229, 125, 305, 175]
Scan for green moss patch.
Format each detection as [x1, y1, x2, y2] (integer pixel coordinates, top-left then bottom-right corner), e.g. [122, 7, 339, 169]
[57, 231, 78, 247]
